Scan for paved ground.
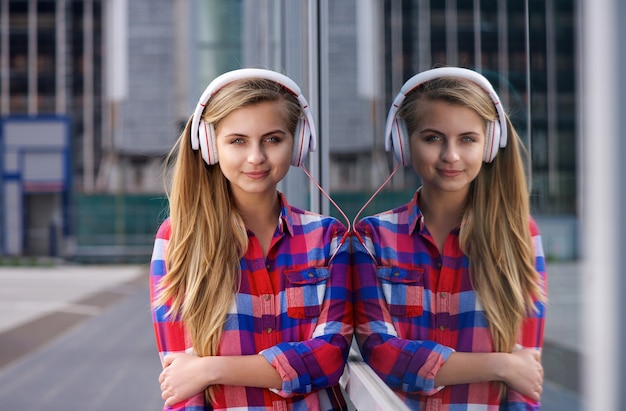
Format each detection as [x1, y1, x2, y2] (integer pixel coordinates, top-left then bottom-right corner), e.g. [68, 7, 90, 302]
[0, 264, 162, 410]
[541, 262, 583, 411]
[0, 262, 582, 410]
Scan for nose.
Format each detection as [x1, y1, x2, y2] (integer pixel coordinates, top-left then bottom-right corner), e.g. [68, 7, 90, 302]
[247, 143, 266, 164]
[441, 141, 460, 162]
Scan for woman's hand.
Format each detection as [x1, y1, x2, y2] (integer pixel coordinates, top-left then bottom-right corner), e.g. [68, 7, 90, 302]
[435, 348, 544, 402]
[158, 352, 283, 406]
[159, 353, 210, 407]
[500, 348, 544, 401]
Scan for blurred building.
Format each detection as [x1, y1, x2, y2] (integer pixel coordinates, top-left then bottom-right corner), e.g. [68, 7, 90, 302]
[0, 0, 104, 256]
[0, 0, 577, 261]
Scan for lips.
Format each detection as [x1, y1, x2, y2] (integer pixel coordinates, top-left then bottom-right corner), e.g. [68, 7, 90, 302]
[244, 170, 270, 179]
[438, 169, 462, 177]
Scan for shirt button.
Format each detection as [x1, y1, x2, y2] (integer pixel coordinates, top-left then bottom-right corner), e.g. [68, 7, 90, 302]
[263, 294, 271, 301]
[439, 325, 446, 331]
[440, 292, 448, 298]
[393, 271, 400, 277]
[266, 264, 271, 270]
[308, 271, 315, 278]
[266, 327, 273, 333]
[437, 262, 442, 268]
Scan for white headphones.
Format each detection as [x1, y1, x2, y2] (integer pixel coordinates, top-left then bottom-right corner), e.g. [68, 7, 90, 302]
[384, 67, 508, 165]
[190, 68, 317, 167]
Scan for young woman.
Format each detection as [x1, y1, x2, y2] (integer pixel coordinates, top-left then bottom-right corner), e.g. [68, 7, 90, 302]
[353, 67, 547, 410]
[150, 69, 352, 411]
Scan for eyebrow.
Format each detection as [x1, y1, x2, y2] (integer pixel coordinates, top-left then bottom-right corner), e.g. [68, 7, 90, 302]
[221, 129, 288, 139]
[417, 127, 442, 134]
[261, 129, 288, 137]
[418, 127, 482, 136]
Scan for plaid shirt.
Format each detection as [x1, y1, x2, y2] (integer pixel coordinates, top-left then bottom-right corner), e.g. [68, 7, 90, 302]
[150, 193, 353, 411]
[353, 192, 547, 411]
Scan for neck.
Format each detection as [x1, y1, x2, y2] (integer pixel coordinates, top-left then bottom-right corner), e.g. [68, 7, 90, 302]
[235, 191, 281, 230]
[418, 188, 467, 226]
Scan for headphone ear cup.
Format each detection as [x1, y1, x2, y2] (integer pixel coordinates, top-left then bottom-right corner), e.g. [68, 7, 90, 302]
[483, 120, 501, 162]
[291, 118, 311, 167]
[198, 120, 219, 165]
[391, 118, 412, 166]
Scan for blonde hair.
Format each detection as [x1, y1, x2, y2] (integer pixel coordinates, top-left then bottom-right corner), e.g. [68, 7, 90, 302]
[156, 78, 302, 402]
[399, 76, 546, 395]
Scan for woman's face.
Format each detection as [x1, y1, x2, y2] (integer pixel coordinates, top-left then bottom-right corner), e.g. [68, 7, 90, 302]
[215, 100, 294, 201]
[409, 100, 486, 197]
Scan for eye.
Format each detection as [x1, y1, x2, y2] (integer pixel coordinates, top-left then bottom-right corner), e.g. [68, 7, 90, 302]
[460, 134, 481, 143]
[265, 135, 281, 144]
[423, 134, 441, 143]
[230, 137, 245, 144]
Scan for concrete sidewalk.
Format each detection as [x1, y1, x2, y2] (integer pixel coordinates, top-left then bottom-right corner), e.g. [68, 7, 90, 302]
[0, 264, 162, 410]
[0, 264, 149, 370]
[0, 264, 145, 335]
[0, 262, 582, 410]
[542, 261, 582, 408]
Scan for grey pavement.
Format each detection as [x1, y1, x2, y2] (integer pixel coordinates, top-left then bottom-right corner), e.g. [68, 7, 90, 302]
[0, 264, 162, 410]
[0, 262, 582, 410]
[541, 262, 583, 411]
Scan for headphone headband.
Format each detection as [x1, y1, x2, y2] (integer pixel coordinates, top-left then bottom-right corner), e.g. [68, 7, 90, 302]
[190, 68, 316, 166]
[385, 67, 508, 164]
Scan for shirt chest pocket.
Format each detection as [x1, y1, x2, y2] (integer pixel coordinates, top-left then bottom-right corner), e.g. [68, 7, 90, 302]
[284, 267, 330, 319]
[377, 267, 425, 317]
